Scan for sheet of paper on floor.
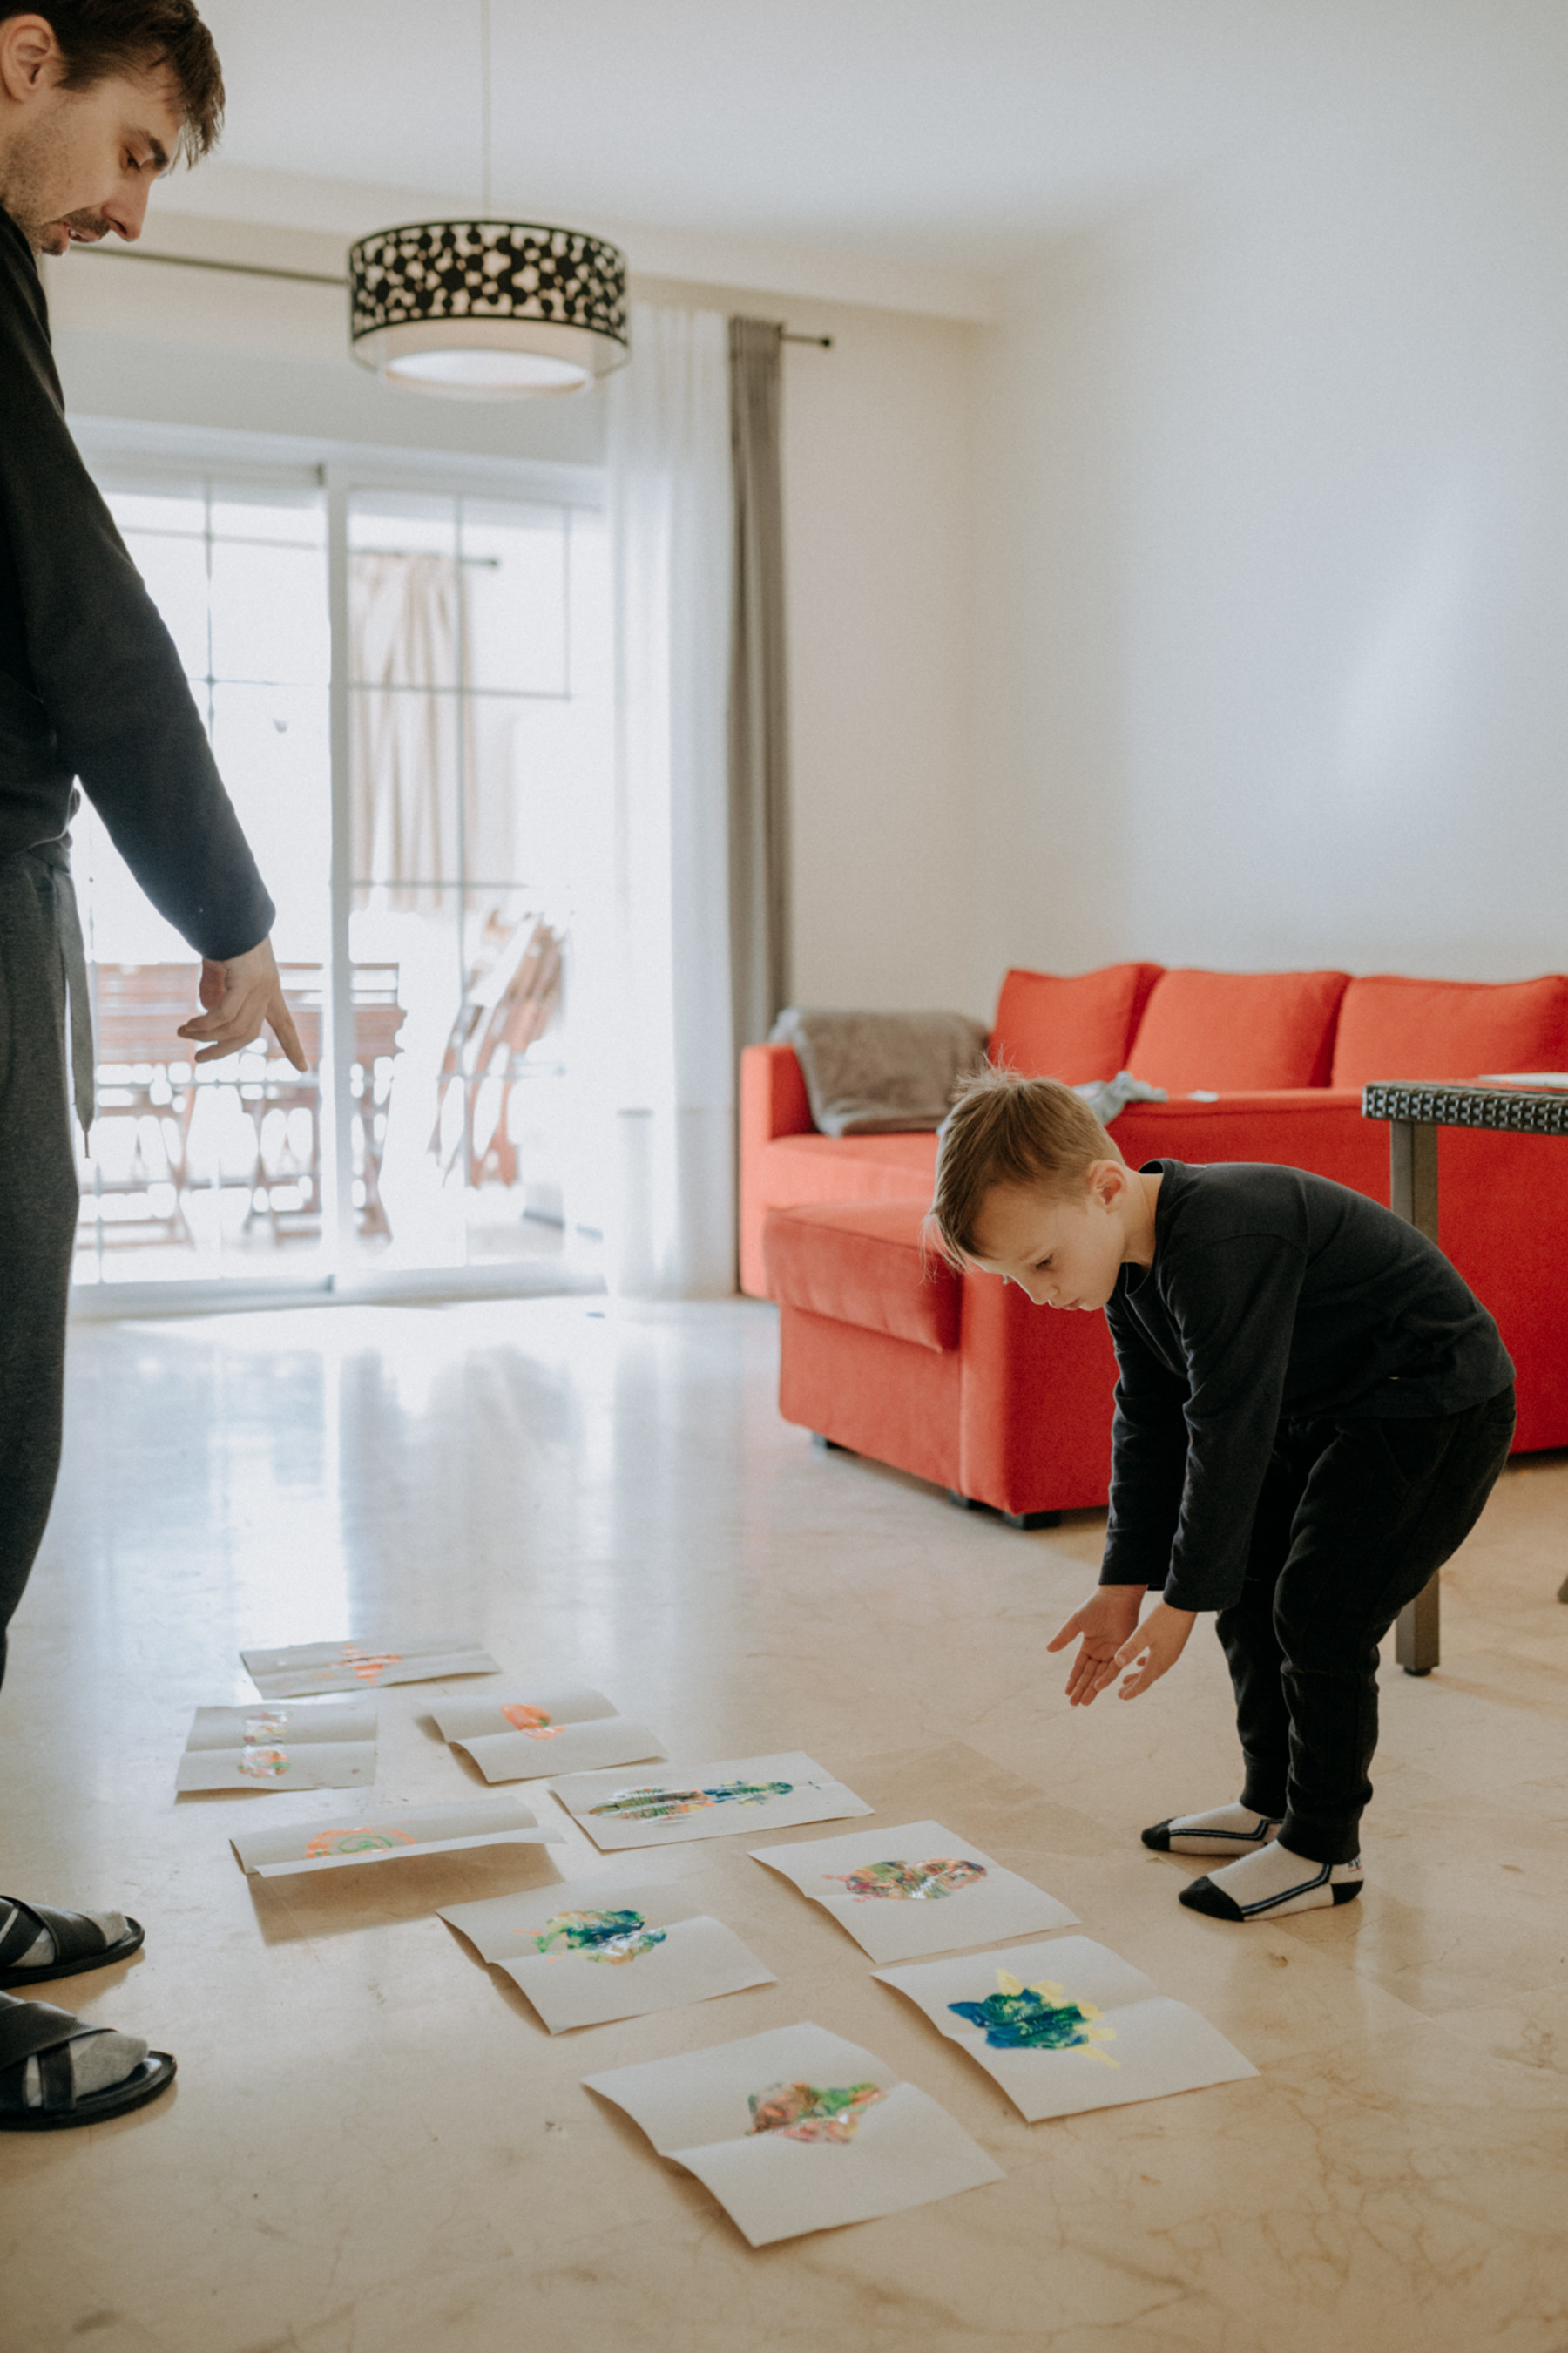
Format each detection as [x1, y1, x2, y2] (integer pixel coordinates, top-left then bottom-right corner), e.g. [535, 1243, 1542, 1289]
[437, 1877, 776, 2031]
[231, 1796, 564, 1877]
[429, 1687, 666, 1783]
[873, 1934, 1259, 2121]
[552, 1752, 872, 1851]
[582, 2019, 1004, 2247]
[241, 1632, 500, 1698]
[750, 1818, 1078, 1962]
[176, 1695, 377, 1793]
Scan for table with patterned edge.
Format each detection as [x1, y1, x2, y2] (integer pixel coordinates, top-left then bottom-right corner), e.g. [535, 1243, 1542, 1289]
[1361, 1080, 1568, 1671]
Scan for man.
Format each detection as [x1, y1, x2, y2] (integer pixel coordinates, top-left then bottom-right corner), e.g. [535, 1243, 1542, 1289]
[0, 3, 302, 2128]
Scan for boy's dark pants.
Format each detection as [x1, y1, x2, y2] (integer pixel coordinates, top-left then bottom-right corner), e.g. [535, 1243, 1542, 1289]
[1217, 1387, 1517, 1864]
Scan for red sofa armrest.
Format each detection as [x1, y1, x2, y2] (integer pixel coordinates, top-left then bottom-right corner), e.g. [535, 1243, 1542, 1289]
[740, 1044, 817, 1297]
[741, 1042, 814, 1144]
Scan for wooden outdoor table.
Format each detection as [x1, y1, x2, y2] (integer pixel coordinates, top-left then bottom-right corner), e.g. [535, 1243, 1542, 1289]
[1361, 1078, 1568, 1673]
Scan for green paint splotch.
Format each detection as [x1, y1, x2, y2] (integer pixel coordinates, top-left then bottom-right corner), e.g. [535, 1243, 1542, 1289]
[531, 1908, 666, 1965]
[588, 1778, 794, 1823]
[746, 2080, 885, 2143]
[828, 1857, 985, 1903]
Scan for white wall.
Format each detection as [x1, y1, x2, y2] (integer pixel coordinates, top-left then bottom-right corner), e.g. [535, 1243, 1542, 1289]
[650, 278, 981, 1014]
[45, 220, 986, 1021]
[974, 51, 1568, 999]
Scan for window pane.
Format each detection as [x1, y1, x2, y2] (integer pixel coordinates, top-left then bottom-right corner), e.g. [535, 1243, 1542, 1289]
[209, 683, 331, 961]
[210, 488, 325, 546]
[104, 486, 204, 535]
[210, 540, 331, 686]
[350, 686, 461, 892]
[460, 501, 568, 695]
[348, 492, 461, 692]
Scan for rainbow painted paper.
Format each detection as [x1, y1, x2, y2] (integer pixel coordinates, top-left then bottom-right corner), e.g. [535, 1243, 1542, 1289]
[583, 2021, 1003, 2246]
[438, 1878, 776, 2032]
[750, 1819, 1078, 1962]
[552, 1753, 871, 1851]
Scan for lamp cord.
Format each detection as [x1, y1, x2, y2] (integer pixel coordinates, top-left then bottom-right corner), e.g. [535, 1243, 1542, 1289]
[480, 0, 492, 215]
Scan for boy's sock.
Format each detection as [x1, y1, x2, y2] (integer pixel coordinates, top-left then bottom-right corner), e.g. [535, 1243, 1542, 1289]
[1141, 1803, 1281, 1856]
[1179, 1839, 1363, 1921]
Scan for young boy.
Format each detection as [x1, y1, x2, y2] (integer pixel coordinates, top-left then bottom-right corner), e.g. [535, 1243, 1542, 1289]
[929, 1072, 1517, 1923]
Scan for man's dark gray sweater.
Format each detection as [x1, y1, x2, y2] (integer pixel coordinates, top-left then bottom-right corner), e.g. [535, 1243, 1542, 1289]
[0, 207, 274, 957]
[1100, 1159, 1515, 1613]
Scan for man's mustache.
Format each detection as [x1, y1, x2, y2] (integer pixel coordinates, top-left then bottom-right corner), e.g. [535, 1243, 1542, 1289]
[57, 211, 116, 242]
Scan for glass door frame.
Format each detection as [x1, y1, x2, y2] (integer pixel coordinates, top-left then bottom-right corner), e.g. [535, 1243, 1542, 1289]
[69, 419, 605, 1322]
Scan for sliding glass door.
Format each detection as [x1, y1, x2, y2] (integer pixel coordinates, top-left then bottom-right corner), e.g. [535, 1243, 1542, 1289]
[71, 447, 608, 1296]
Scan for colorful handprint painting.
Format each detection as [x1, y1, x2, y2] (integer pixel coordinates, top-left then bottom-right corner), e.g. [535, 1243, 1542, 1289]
[949, 1970, 1119, 2065]
[745, 2080, 886, 2144]
[588, 1778, 794, 1823]
[304, 1825, 417, 1858]
[531, 1907, 668, 1964]
[828, 1857, 987, 1903]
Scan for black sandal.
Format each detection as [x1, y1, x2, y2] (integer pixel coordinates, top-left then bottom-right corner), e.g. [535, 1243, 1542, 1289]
[0, 1898, 145, 1989]
[0, 1993, 175, 2131]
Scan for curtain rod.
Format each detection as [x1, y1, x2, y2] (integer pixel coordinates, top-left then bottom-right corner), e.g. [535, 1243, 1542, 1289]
[72, 243, 836, 344]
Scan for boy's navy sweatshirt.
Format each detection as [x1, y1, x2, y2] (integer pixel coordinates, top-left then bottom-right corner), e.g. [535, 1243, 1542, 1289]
[1100, 1160, 1514, 1613]
[0, 209, 274, 958]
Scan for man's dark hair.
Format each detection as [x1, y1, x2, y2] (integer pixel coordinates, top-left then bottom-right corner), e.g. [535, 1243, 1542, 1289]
[33, 2, 223, 163]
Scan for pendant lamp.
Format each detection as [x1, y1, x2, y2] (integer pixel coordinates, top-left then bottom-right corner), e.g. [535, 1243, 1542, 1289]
[347, 3, 628, 398]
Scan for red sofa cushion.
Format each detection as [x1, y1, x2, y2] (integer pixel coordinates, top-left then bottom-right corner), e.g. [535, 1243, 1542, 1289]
[989, 963, 1163, 1084]
[1329, 974, 1568, 1089]
[764, 1200, 958, 1353]
[1129, 969, 1349, 1092]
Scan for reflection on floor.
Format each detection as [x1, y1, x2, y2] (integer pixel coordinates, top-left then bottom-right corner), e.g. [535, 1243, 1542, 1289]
[2, 1297, 1565, 2352]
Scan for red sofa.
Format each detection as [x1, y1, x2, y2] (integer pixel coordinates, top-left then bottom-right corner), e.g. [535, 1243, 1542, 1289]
[745, 964, 1568, 1520]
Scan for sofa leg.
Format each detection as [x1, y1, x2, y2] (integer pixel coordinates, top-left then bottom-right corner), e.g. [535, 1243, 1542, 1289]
[812, 1433, 849, 1454]
[950, 1491, 1061, 1531]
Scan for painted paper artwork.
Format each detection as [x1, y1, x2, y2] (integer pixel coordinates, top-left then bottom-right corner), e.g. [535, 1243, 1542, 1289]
[950, 1971, 1119, 2062]
[750, 1819, 1078, 1963]
[241, 1632, 500, 1699]
[747, 2081, 884, 2142]
[176, 1697, 377, 1794]
[582, 2020, 1004, 2247]
[437, 1878, 776, 2032]
[429, 1687, 667, 1784]
[231, 1796, 564, 1878]
[553, 1754, 872, 1852]
[872, 1937, 1259, 2122]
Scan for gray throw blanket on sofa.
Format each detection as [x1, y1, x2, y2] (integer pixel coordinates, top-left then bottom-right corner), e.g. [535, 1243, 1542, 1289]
[771, 1007, 990, 1135]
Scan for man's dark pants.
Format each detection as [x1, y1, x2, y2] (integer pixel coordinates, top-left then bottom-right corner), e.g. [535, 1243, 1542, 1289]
[0, 845, 80, 1690]
[1217, 1386, 1517, 1864]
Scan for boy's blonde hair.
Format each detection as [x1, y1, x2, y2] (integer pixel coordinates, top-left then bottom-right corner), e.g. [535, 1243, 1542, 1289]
[927, 1068, 1122, 1267]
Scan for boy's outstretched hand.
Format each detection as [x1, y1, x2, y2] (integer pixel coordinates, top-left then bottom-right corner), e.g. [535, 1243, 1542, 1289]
[1111, 1600, 1197, 1700]
[1046, 1585, 1147, 1706]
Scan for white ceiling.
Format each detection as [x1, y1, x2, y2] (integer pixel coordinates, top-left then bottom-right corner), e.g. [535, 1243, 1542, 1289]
[181, 1, 1552, 305]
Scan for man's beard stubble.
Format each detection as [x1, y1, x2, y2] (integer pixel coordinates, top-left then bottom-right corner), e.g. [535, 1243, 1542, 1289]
[0, 115, 112, 252]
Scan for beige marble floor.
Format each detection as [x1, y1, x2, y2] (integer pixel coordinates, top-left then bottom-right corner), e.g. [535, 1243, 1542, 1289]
[2, 1295, 1566, 2353]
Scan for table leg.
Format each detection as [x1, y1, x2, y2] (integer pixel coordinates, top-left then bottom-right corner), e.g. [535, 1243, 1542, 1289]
[1389, 1119, 1441, 1674]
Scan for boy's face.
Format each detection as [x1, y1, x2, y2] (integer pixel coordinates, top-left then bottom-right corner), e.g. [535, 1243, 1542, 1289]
[967, 1162, 1141, 1311]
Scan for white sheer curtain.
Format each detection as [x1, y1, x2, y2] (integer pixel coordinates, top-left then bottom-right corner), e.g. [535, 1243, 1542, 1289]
[600, 303, 736, 1296]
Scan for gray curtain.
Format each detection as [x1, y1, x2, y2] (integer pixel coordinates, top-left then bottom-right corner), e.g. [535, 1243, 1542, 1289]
[727, 317, 792, 1049]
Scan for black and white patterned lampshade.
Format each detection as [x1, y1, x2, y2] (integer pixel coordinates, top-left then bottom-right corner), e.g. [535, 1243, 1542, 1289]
[348, 220, 629, 398]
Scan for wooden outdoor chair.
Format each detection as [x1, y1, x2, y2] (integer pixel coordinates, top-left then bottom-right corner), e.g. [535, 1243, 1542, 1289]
[429, 915, 564, 1191]
[83, 962, 204, 1246]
